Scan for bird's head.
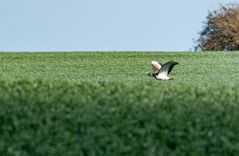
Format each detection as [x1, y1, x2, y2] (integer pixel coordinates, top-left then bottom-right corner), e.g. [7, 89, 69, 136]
[151, 61, 161, 74]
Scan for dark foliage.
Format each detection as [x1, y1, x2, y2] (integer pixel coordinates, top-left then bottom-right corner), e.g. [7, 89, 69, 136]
[196, 3, 239, 51]
[1, 80, 239, 156]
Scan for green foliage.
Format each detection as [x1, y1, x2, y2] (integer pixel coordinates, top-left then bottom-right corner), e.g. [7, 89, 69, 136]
[0, 80, 239, 156]
[0, 52, 239, 155]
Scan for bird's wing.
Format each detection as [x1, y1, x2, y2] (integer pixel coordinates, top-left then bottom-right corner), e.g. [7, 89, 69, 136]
[151, 61, 162, 74]
[160, 61, 179, 75]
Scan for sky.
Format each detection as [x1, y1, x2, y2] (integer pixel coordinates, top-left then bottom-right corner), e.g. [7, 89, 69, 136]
[0, 0, 238, 52]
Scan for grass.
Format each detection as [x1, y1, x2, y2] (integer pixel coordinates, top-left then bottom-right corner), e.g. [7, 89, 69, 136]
[0, 52, 239, 85]
[0, 52, 239, 156]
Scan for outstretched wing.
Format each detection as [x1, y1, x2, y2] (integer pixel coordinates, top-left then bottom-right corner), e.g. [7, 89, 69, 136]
[151, 61, 162, 74]
[160, 60, 178, 75]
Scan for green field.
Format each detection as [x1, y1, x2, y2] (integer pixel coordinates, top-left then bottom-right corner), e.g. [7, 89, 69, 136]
[1, 52, 239, 85]
[1, 52, 239, 156]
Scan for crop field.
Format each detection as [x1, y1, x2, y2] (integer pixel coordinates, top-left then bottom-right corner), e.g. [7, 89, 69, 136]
[1, 52, 239, 156]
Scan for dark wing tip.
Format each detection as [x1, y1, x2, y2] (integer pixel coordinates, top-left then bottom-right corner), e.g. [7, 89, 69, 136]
[169, 60, 179, 64]
[161, 60, 179, 75]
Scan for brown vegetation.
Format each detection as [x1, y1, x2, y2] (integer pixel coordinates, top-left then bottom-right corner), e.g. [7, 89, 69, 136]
[196, 3, 239, 51]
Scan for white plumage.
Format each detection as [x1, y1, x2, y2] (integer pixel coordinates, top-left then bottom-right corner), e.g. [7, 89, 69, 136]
[156, 72, 170, 80]
[148, 60, 179, 80]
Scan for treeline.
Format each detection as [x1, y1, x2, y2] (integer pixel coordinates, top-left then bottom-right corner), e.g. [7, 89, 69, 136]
[196, 3, 239, 51]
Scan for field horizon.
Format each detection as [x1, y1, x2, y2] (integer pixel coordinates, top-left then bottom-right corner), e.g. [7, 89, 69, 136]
[1, 51, 239, 85]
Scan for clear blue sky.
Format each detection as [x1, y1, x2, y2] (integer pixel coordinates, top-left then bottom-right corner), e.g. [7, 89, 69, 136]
[0, 0, 238, 52]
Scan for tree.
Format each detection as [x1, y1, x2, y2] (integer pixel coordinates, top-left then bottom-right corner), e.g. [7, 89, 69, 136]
[196, 3, 239, 51]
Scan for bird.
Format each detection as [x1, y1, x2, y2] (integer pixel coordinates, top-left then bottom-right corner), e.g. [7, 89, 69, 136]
[146, 60, 179, 80]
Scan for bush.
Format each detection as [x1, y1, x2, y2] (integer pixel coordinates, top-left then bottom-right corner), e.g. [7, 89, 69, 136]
[0, 80, 239, 156]
[196, 3, 239, 51]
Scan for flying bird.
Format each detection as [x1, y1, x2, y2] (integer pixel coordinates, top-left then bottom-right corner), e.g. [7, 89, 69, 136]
[147, 60, 179, 80]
